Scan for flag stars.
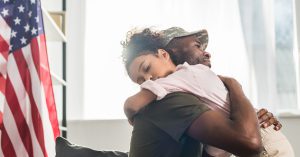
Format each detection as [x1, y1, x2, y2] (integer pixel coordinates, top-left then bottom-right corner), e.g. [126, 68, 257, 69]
[18, 5, 25, 13]
[31, 27, 37, 35]
[3, 0, 9, 3]
[20, 37, 27, 45]
[28, 11, 32, 17]
[14, 17, 21, 25]
[24, 24, 30, 32]
[35, 16, 39, 23]
[1, 8, 9, 17]
[11, 30, 17, 38]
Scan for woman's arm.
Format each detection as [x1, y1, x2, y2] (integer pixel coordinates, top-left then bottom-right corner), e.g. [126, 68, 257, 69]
[124, 89, 156, 123]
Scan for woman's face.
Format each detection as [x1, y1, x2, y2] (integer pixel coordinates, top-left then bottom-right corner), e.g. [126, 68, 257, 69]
[128, 50, 176, 85]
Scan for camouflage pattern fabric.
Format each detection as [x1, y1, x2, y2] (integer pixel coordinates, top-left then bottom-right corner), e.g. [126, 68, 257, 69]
[160, 27, 209, 51]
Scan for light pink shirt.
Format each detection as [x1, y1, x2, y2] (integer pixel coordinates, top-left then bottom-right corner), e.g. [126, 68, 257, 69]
[141, 62, 230, 117]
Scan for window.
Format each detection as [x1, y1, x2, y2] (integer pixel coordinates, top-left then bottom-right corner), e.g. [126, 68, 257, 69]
[274, 0, 298, 111]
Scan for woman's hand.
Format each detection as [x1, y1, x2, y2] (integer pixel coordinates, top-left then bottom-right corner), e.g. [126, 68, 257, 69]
[257, 108, 282, 130]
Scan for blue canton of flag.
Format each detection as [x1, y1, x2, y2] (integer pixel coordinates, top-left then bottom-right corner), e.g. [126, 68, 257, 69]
[1, 0, 44, 52]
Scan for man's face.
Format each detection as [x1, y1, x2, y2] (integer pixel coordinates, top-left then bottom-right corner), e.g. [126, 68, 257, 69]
[169, 35, 211, 67]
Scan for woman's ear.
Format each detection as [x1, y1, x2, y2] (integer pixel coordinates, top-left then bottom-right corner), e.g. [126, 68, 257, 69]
[157, 49, 170, 60]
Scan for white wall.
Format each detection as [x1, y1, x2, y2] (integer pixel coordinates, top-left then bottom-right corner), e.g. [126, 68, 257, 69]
[67, 117, 300, 156]
[279, 115, 300, 156]
[65, 0, 86, 120]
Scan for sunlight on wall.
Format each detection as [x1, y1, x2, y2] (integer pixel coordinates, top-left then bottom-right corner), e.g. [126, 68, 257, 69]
[83, 0, 250, 119]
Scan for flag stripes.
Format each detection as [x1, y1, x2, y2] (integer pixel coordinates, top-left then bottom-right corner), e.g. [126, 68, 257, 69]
[35, 34, 60, 139]
[1, 126, 17, 157]
[0, 0, 60, 156]
[6, 53, 44, 157]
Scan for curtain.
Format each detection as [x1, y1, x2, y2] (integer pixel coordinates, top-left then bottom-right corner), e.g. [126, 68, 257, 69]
[238, 0, 298, 113]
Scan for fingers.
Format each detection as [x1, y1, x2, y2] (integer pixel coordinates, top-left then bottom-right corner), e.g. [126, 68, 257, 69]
[257, 108, 283, 131]
[266, 117, 282, 130]
[260, 116, 274, 128]
[257, 108, 268, 119]
[273, 118, 282, 131]
[274, 122, 282, 131]
[258, 109, 273, 124]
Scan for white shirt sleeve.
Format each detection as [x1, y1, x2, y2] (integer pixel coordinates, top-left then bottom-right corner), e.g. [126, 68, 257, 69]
[140, 80, 170, 100]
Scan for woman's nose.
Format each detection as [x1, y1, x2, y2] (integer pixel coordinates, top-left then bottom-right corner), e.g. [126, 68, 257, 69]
[144, 74, 153, 81]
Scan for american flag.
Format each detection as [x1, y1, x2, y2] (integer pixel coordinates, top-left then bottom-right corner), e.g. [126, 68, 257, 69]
[0, 0, 60, 156]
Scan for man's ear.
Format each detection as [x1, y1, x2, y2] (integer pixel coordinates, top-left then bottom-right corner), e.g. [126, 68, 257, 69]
[157, 49, 170, 60]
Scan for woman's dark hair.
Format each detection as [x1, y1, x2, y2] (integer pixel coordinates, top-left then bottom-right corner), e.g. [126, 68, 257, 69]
[121, 28, 165, 73]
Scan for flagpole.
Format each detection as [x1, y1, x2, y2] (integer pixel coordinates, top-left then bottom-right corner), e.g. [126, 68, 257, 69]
[62, 0, 67, 138]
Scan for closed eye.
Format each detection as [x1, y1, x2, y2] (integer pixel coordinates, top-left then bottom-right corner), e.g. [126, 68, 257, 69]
[194, 43, 201, 48]
[144, 64, 151, 72]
